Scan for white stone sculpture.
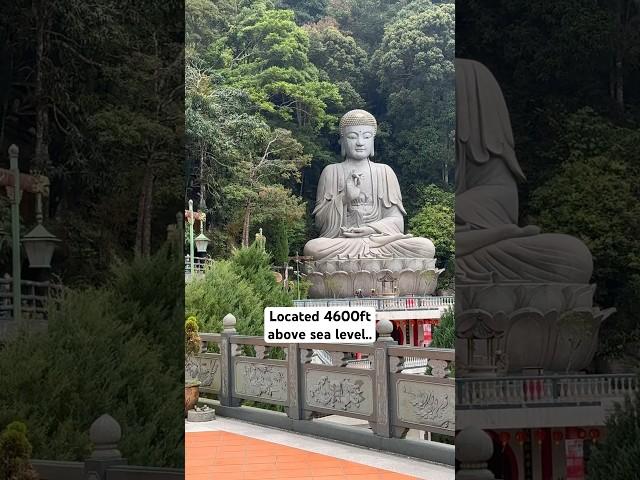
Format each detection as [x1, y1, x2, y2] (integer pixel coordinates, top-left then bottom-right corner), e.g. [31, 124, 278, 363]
[455, 59, 615, 374]
[303, 109, 441, 298]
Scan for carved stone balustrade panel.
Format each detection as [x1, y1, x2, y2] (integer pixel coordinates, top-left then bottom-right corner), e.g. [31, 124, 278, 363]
[304, 369, 374, 418]
[191, 354, 221, 394]
[233, 359, 288, 405]
[395, 379, 454, 434]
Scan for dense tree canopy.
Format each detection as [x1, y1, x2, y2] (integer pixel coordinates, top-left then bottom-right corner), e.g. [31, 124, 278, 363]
[1, 0, 183, 284]
[373, 0, 455, 187]
[186, 0, 455, 267]
[457, 0, 640, 361]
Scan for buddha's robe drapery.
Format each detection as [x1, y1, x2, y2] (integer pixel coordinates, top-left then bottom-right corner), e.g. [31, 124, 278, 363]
[455, 59, 593, 284]
[303, 161, 435, 260]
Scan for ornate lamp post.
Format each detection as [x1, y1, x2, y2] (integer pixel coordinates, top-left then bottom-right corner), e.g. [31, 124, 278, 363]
[22, 223, 60, 269]
[194, 211, 209, 254]
[187, 200, 195, 275]
[2, 145, 59, 325]
[22, 175, 59, 269]
[185, 200, 209, 275]
[8, 145, 21, 323]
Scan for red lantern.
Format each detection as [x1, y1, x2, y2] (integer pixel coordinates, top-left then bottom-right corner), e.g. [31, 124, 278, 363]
[553, 430, 564, 445]
[577, 428, 586, 440]
[589, 429, 601, 442]
[515, 431, 527, 445]
[499, 431, 511, 446]
[535, 429, 546, 445]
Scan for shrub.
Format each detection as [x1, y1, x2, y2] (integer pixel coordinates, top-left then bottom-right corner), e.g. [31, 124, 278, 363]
[186, 243, 293, 336]
[0, 421, 38, 480]
[185, 316, 201, 357]
[430, 307, 454, 349]
[587, 381, 640, 478]
[0, 247, 183, 468]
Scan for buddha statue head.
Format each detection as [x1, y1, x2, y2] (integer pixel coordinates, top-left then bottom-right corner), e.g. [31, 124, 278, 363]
[339, 109, 377, 160]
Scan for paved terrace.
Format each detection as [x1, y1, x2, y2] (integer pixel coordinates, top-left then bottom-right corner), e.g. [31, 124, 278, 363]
[186, 416, 454, 480]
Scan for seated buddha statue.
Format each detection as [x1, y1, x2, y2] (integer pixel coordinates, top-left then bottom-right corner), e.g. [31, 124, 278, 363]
[303, 109, 435, 262]
[455, 59, 593, 284]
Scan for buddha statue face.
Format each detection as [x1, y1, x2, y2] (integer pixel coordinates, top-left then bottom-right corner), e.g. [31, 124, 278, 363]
[342, 125, 375, 161]
[339, 109, 377, 161]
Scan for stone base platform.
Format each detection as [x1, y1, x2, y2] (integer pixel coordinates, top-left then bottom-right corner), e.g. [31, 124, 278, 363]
[456, 282, 615, 374]
[303, 257, 443, 299]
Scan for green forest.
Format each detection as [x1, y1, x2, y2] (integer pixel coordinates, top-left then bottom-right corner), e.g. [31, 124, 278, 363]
[0, 1, 184, 286]
[186, 0, 455, 276]
[458, 0, 640, 364]
[0, 1, 185, 467]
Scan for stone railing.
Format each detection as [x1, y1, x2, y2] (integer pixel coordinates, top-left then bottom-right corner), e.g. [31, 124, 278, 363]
[191, 314, 455, 458]
[184, 256, 213, 278]
[0, 278, 64, 339]
[347, 356, 429, 370]
[457, 373, 638, 408]
[31, 414, 183, 479]
[293, 295, 454, 311]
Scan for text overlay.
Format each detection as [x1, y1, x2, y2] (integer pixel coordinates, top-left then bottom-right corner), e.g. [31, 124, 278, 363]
[264, 307, 377, 343]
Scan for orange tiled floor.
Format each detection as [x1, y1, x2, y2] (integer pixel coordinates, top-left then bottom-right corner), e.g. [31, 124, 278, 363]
[186, 431, 421, 480]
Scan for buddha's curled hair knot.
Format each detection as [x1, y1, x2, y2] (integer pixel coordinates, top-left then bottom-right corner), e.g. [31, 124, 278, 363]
[339, 109, 377, 136]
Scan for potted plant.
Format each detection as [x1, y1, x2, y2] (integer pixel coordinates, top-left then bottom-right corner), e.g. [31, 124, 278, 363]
[185, 316, 202, 417]
[0, 421, 39, 479]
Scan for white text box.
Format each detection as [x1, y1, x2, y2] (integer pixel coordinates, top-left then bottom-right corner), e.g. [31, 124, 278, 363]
[264, 307, 376, 343]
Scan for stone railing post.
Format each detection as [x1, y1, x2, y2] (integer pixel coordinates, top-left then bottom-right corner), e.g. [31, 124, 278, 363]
[287, 343, 314, 420]
[83, 414, 127, 480]
[456, 427, 495, 480]
[370, 318, 396, 437]
[219, 313, 241, 407]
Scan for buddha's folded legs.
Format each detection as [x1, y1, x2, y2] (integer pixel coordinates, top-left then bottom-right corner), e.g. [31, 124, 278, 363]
[303, 235, 435, 261]
[457, 233, 593, 284]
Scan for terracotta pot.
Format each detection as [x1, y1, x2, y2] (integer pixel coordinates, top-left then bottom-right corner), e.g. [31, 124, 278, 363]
[185, 384, 199, 417]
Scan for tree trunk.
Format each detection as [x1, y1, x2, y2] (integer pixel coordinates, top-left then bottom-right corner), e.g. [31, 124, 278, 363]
[134, 184, 145, 258]
[242, 202, 251, 247]
[142, 171, 154, 257]
[33, 0, 50, 172]
[135, 168, 154, 257]
[295, 100, 302, 127]
[199, 144, 207, 210]
[610, 0, 626, 114]
[615, 47, 624, 112]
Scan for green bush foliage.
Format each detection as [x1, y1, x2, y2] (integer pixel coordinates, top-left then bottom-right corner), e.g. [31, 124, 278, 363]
[0, 421, 38, 480]
[0, 248, 183, 467]
[186, 243, 293, 335]
[409, 185, 455, 280]
[587, 383, 640, 478]
[185, 316, 201, 357]
[269, 222, 290, 266]
[430, 307, 454, 349]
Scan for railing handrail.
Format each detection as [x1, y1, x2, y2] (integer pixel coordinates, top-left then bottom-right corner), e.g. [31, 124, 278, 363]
[388, 346, 454, 360]
[0, 278, 64, 324]
[194, 314, 456, 450]
[184, 256, 214, 275]
[293, 296, 454, 311]
[457, 373, 638, 382]
[457, 373, 638, 407]
[198, 332, 452, 359]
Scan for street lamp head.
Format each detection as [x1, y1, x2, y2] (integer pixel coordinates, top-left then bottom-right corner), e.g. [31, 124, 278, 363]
[194, 232, 210, 253]
[21, 224, 60, 268]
